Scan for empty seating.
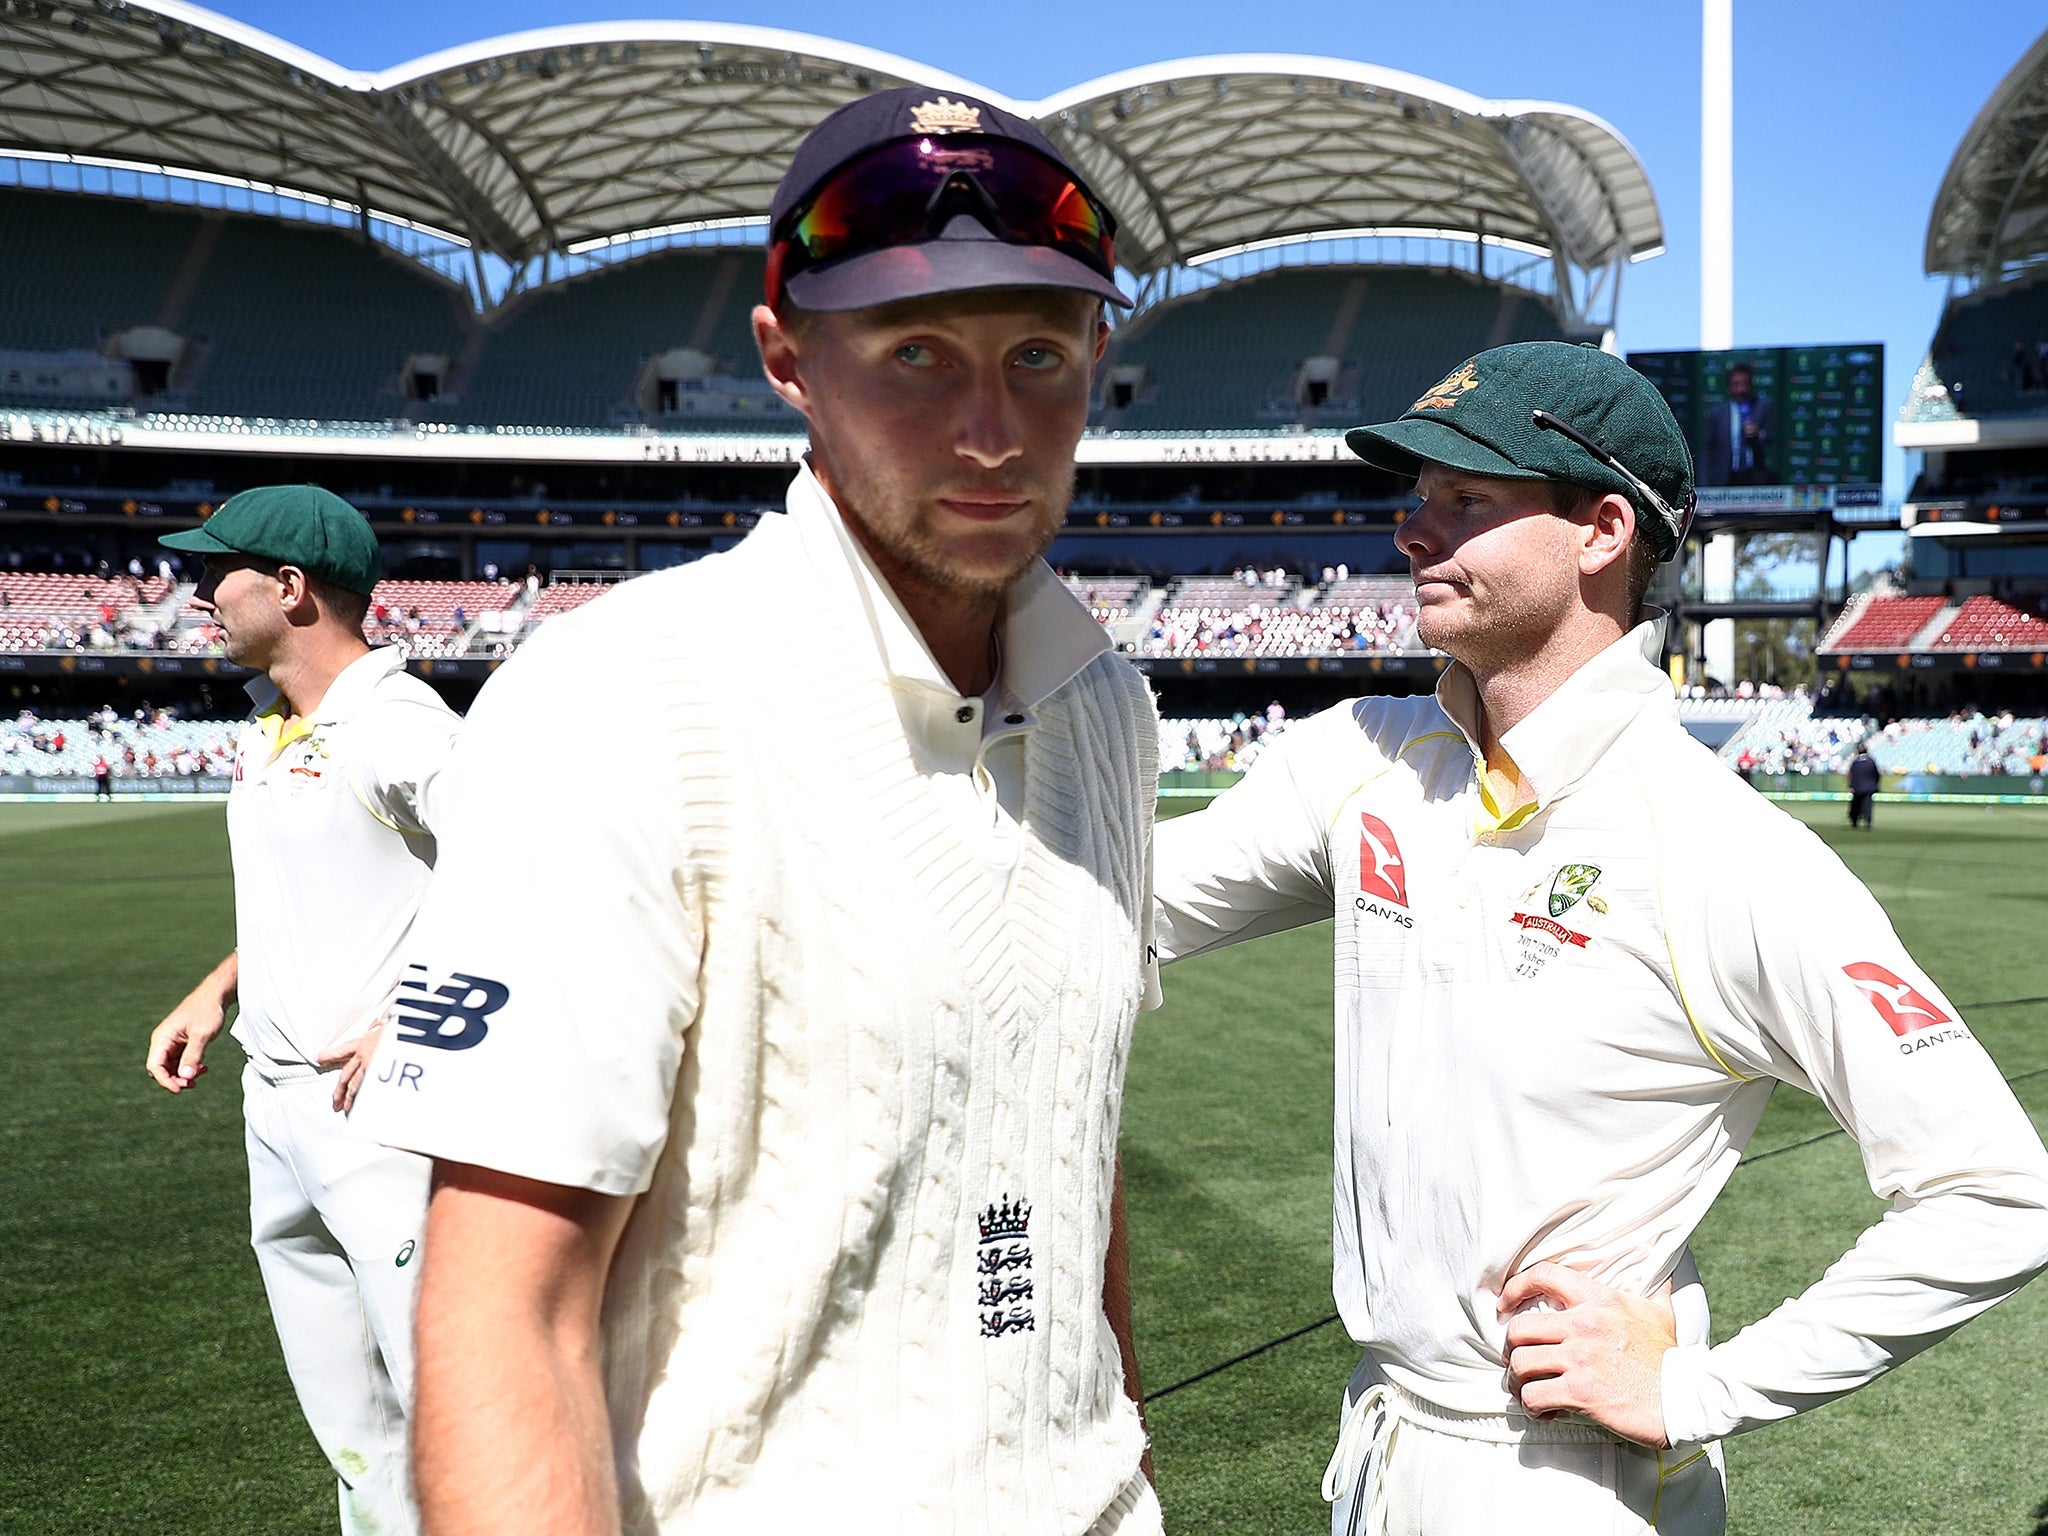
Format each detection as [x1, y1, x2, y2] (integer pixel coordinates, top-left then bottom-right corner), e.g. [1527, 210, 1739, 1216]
[1060, 575, 1149, 624]
[1929, 595, 2048, 650]
[1924, 278, 2048, 418]
[1140, 572, 1421, 657]
[1822, 595, 1945, 651]
[1095, 267, 1567, 432]
[526, 583, 615, 620]
[178, 217, 468, 421]
[454, 249, 783, 429]
[0, 572, 175, 650]
[0, 189, 192, 360]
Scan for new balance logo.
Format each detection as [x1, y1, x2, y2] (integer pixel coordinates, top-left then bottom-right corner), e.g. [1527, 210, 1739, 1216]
[390, 965, 509, 1051]
[1843, 961, 1951, 1037]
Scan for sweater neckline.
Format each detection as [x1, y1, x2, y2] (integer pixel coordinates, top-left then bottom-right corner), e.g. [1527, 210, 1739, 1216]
[808, 554, 1081, 1037]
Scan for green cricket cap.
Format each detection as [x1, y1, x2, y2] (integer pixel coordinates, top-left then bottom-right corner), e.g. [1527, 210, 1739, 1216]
[159, 484, 382, 595]
[1345, 340, 1695, 559]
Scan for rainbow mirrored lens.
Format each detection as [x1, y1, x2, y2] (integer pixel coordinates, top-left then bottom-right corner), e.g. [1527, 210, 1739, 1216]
[778, 135, 1114, 284]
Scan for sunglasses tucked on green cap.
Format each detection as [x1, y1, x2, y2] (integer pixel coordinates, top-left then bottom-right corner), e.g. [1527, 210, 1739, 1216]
[159, 484, 383, 595]
[1345, 340, 1696, 561]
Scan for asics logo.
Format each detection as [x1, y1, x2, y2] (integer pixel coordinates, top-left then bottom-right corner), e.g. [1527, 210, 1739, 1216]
[390, 965, 509, 1051]
[1843, 961, 1950, 1036]
[1357, 813, 1409, 907]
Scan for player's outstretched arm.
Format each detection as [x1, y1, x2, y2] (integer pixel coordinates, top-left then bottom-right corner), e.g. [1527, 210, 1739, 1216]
[145, 950, 237, 1093]
[413, 1160, 633, 1536]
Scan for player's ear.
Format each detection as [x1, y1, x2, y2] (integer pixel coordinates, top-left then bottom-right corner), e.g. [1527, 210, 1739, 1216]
[275, 564, 313, 619]
[1578, 493, 1635, 579]
[754, 303, 813, 418]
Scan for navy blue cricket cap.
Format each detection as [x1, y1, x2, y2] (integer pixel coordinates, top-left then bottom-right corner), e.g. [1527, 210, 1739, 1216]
[767, 86, 1131, 313]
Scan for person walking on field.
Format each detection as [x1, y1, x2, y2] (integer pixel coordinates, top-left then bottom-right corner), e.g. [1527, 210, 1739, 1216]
[145, 485, 458, 1536]
[1152, 341, 2048, 1536]
[1848, 741, 1880, 827]
[356, 88, 1163, 1536]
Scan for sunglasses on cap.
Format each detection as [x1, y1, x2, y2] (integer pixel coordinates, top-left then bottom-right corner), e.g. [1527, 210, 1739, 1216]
[766, 135, 1118, 304]
[1531, 409, 1697, 558]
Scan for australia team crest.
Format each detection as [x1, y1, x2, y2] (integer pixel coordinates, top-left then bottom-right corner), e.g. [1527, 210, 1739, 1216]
[1547, 863, 1602, 917]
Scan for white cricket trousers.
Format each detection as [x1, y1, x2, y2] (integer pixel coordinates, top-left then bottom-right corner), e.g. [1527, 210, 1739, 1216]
[244, 1062, 431, 1536]
[1325, 1357, 1726, 1536]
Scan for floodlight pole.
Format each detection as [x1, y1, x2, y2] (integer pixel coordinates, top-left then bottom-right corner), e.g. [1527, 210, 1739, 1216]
[1700, 0, 1734, 350]
[1696, 0, 1737, 688]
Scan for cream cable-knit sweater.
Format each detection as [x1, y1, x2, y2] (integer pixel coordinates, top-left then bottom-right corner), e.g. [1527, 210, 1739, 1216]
[549, 522, 1163, 1534]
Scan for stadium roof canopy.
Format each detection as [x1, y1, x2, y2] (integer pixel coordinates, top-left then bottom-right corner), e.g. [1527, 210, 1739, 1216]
[1926, 24, 2048, 284]
[0, 3, 1661, 317]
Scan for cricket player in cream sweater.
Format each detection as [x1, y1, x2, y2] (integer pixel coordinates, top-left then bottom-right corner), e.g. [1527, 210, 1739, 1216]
[1154, 341, 2048, 1535]
[357, 88, 1162, 1536]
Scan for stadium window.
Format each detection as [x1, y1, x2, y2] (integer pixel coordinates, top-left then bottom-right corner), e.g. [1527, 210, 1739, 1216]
[404, 354, 449, 403]
[1106, 364, 1146, 412]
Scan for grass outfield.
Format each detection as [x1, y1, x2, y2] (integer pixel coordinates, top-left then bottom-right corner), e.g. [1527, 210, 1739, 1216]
[2, 800, 2045, 1533]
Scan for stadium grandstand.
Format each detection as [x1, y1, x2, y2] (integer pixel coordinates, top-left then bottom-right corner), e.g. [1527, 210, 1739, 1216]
[2, 3, 2037, 798]
[1879, 21, 2048, 724]
[0, 5, 1666, 737]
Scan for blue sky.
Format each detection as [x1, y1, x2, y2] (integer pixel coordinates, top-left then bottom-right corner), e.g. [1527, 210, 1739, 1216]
[209, 0, 2044, 538]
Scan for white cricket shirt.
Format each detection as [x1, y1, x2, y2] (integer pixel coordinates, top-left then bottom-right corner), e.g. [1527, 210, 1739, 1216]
[227, 645, 458, 1070]
[1155, 619, 2048, 1444]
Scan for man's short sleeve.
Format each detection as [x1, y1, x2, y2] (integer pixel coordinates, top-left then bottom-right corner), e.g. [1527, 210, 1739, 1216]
[354, 624, 700, 1196]
[345, 688, 460, 836]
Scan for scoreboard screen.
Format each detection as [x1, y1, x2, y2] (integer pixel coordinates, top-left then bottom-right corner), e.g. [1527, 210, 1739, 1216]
[1627, 343, 1883, 508]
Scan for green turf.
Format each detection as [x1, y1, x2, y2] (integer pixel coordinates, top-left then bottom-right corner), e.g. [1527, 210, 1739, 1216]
[3, 800, 2045, 1532]
[0, 804, 334, 1534]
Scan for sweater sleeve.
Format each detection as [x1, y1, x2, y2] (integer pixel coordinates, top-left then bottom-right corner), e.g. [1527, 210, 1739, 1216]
[355, 622, 700, 1196]
[1659, 826, 2048, 1443]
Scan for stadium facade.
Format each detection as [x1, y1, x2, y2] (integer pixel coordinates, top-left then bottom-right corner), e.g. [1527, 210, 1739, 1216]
[1857, 22, 2048, 707]
[6, 5, 2045, 729]
[0, 5, 1671, 708]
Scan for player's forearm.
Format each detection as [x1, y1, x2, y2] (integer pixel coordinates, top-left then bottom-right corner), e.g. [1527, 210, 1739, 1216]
[1661, 1182, 2048, 1443]
[412, 1166, 630, 1536]
[413, 1304, 617, 1536]
[191, 949, 238, 1009]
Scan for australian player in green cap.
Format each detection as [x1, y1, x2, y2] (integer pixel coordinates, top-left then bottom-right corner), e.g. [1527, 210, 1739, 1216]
[1151, 341, 2048, 1534]
[146, 484, 459, 1536]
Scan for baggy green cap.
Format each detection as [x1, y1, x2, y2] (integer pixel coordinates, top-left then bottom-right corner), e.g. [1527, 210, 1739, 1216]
[159, 484, 383, 595]
[1345, 341, 1695, 559]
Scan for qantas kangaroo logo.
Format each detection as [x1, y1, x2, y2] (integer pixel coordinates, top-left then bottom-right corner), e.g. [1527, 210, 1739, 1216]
[1843, 961, 1950, 1036]
[1357, 813, 1409, 907]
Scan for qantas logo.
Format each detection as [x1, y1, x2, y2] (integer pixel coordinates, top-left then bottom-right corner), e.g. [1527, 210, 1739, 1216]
[1843, 962, 1951, 1036]
[1357, 813, 1409, 907]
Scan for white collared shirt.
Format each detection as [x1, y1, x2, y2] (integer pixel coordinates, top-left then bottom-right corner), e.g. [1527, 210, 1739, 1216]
[784, 464, 1110, 902]
[228, 645, 459, 1068]
[1153, 619, 2048, 1442]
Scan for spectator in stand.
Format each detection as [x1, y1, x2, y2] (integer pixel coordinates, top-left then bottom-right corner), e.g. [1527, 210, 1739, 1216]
[1847, 743, 1881, 828]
